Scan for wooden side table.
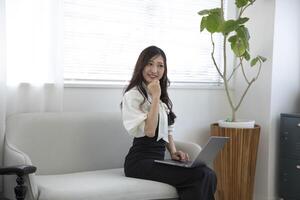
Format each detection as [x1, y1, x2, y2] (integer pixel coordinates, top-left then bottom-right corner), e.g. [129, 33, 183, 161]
[211, 123, 260, 200]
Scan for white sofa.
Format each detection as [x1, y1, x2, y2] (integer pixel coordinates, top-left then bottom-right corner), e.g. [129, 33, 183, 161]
[3, 112, 202, 200]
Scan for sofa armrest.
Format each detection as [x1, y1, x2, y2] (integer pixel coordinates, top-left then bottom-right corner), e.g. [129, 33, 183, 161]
[4, 139, 38, 200]
[0, 165, 36, 176]
[0, 165, 37, 200]
[174, 140, 202, 161]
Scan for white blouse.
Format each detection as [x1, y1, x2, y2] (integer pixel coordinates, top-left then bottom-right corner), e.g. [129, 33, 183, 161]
[121, 86, 175, 143]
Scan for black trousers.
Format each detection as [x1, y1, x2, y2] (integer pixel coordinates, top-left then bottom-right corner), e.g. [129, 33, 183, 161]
[125, 159, 217, 200]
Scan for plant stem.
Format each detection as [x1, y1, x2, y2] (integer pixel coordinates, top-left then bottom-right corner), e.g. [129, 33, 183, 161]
[221, 0, 224, 18]
[222, 35, 236, 121]
[227, 62, 241, 82]
[239, 0, 257, 18]
[240, 58, 250, 84]
[255, 61, 262, 80]
[217, 0, 262, 122]
[220, 0, 236, 121]
[235, 78, 255, 112]
[224, 79, 236, 121]
[235, 58, 263, 112]
[210, 34, 224, 79]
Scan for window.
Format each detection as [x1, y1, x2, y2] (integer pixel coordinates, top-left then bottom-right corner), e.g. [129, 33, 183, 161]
[63, 0, 226, 85]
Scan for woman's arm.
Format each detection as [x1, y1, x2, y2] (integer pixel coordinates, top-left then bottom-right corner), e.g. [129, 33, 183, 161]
[166, 135, 189, 161]
[166, 135, 177, 154]
[144, 97, 159, 137]
[144, 80, 160, 137]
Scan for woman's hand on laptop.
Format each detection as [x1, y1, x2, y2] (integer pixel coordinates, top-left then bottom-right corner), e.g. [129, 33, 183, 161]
[171, 151, 189, 162]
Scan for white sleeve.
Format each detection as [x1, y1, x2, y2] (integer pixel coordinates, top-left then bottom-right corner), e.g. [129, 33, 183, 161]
[122, 90, 148, 137]
[161, 102, 175, 136]
[168, 124, 175, 135]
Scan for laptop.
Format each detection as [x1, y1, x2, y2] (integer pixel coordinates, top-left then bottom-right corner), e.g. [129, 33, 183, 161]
[154, 136, 229, 168]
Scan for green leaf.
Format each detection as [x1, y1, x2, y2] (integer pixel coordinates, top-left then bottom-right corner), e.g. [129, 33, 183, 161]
[258, 56, 267, 62]
[198, 8, 223, 33]
[209, 8, 222, 14]
[251, 56, 267, 66]
[198, 8, 221, 16]
[232, 37, 246, 56]
[236, 26, 250, 49]
[229, 34, 248, 57]
[250, 57, 259, 66]
[228, 35, 237, 43]
[237, 26, 250, 40]
[235, 0, 249, 8]
[243, 50, 250, 61]
[206, 14, 222, 33]
[200, 17, 207, 32]
[237, 17, 249, 24]
[222, 20, 240, 34]
[198, 9, 210, 16]
[242, 39, 249, 50]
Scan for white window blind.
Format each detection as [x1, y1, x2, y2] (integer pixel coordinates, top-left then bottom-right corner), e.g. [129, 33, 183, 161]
[63, 0, 226, 84]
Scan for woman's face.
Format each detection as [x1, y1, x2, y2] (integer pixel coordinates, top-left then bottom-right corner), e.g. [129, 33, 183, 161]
[142, 55, 165, 85]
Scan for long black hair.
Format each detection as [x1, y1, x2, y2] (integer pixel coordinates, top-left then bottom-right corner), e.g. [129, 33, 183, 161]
[123, 46, 176, 125]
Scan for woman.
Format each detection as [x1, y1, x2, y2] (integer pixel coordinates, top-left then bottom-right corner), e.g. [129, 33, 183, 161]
[121, 46, 217, 200]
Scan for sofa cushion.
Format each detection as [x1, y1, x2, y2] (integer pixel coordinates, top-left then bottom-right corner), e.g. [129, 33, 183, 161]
[6, 113, 132, 175]
[35, 168, 178, 200]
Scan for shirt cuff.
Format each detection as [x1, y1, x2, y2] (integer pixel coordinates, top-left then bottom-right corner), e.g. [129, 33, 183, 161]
[168, 124, 175, 135]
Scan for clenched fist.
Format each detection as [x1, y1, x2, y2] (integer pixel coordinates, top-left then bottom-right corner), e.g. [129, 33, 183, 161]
[147, 80, 161, 99]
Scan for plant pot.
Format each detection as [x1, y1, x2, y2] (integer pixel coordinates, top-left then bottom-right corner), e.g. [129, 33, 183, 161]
[211, 123, 260, 200]
[218, 119, 255, 128]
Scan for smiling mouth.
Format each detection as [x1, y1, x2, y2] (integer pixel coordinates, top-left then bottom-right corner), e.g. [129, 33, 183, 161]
[148, 75, 158, 79]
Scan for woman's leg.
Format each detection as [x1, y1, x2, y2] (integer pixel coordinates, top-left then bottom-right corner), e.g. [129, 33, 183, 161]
[146, 162, 217, 200]
[176, 167, 217, 200]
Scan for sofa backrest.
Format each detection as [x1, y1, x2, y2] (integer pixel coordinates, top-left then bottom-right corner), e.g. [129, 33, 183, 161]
[5, 112, 132, 175]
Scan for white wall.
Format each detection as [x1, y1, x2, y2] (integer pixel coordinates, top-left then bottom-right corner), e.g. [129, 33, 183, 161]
[235, 0, 300, 199]
[269, 0, 300, 199]
[63, 86, 230, 146]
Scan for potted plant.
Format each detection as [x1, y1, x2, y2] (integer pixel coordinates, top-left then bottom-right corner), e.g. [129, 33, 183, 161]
[198, 1, 265, 199]
[198, 0, 266, 128]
